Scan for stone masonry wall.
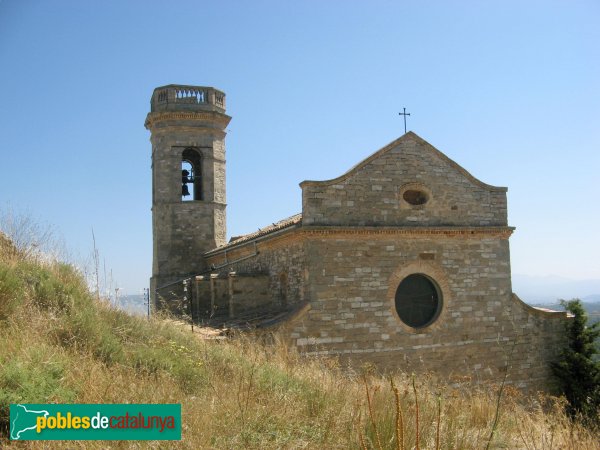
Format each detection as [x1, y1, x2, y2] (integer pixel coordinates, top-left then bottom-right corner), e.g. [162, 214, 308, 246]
[287, 233, 566, 391]
[153, 202, 225, 277]
[193, 274, 271, 319]
[204, 236, 306, 310]
[232, 275, 272, 314]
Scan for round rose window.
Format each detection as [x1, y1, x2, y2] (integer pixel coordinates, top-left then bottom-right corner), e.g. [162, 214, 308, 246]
[394, 274, 442, 328]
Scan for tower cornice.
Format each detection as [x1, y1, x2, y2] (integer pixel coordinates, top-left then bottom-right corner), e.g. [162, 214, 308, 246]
[144, 111, 231, 130]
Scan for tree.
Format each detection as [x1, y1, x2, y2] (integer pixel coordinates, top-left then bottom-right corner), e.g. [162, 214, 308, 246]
[552, 299, 600, 428]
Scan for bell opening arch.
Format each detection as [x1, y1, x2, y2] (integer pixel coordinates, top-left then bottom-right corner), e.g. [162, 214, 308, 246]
[181, 147, 203, 201]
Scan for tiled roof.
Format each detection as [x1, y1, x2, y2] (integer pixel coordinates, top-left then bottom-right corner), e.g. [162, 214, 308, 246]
[206, 213, 302, 254]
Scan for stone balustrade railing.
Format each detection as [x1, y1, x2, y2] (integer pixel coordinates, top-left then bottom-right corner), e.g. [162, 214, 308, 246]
[150, 85, 226, 113]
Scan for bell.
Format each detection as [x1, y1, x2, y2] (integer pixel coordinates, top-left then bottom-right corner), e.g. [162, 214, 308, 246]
[182, 184, 190, 197]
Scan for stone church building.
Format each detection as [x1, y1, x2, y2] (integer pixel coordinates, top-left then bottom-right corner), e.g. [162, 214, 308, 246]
[147, 84, 567, 390]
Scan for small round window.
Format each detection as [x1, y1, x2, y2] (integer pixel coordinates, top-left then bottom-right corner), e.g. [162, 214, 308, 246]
[394, 274, 441, 328]
[403, 189, 428, 206]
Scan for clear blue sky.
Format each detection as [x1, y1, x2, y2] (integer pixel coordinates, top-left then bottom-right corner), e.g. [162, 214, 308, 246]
[1, 0, 598, 295]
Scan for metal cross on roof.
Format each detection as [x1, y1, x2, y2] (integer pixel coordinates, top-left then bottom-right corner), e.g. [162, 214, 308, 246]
[399, 107, 411, 134]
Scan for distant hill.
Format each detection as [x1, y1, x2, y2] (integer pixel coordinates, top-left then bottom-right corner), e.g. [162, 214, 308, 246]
[114, 294, 148, 317]
[513, 274, 600, 304]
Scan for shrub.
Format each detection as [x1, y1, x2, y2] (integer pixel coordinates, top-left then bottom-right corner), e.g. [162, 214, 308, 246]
[54, 307, 125, 366]
[17, 261, 78, 313]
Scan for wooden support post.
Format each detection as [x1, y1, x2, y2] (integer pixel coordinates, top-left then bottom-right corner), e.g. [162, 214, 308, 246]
[195, 275, 202, 323]
[183, 279, 193, 332]
[210, 274, 217, 317]
[228, 271, 236, 319]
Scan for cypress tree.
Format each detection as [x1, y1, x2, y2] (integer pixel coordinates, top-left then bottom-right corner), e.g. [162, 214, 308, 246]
[552, 299, 600, 428]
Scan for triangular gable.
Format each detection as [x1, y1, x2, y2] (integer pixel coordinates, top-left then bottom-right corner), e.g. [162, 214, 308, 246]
[300, 132, 506, 192]
[300, 132, 508, 227]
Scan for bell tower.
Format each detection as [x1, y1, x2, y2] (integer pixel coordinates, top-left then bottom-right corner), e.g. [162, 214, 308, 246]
[145, 85, 231, 305]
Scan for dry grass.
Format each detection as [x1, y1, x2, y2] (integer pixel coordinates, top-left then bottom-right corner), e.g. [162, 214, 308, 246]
[0, 243, 598, 449]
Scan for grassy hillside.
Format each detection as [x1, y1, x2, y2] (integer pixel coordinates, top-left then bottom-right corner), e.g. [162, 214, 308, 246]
[0, 237, 597, 449]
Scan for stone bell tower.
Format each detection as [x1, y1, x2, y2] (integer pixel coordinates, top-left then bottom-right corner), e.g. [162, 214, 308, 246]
[145, 85, 231, 303]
